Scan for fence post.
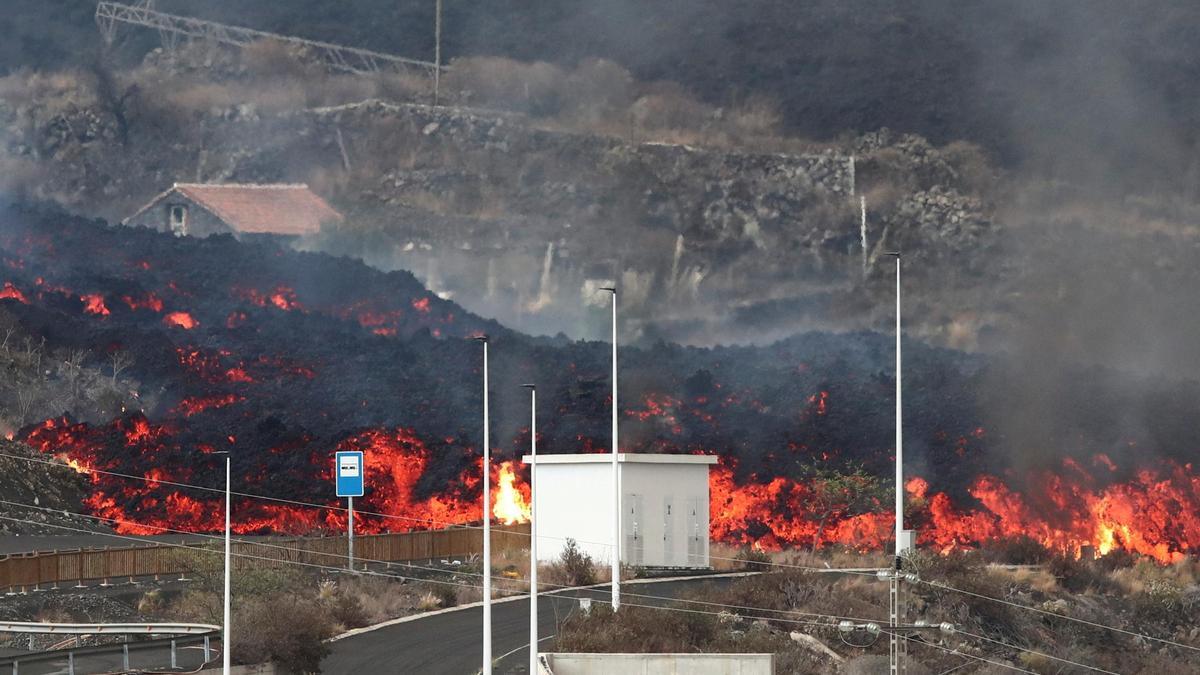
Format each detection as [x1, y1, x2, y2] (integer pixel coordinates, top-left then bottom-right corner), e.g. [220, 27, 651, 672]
[67, 651, 74, 675]
[100, 546, 111, 587]
[170, 638, 177, 668]
[122, 641, 129, 671]
[204, 635, 211, 663]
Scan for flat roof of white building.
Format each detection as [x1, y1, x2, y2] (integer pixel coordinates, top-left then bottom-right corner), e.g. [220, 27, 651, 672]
[521, 453, 718, 465]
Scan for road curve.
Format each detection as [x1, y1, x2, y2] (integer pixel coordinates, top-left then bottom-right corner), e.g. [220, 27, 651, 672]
[323, 574, 750, 675]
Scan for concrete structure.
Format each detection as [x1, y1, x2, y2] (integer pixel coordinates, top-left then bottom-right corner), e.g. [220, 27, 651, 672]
[123, 183, 342, 239]
[540, 653, 773, 674]
[520, 453, 718, 568]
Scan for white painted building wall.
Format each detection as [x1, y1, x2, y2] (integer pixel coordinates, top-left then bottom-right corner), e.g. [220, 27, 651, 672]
[521, 454, 717, 568]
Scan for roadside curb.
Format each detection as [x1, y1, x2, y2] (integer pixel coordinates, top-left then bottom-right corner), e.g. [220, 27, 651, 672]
[328, 570, 759, 642]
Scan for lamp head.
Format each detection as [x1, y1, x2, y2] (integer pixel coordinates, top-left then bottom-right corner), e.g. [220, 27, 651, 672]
[520, 383, 536, 390]
[470, 334, 489, 343]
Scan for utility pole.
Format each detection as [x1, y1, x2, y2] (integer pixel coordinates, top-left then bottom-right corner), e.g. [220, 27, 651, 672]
[222, 453, 231, 675]
[473, 335, 492, 675]
[887, 252, 905, 675]
[600, 286, 620, 610]
[521, 384, 538, 674]
[433, 0, 442, 105]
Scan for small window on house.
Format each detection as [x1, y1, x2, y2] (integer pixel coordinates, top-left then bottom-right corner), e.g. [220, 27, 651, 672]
[168, 204, 188, 236]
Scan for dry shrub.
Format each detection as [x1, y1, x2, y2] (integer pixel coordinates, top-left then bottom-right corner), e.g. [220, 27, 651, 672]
[630, 81, 713, 136]
[559, 58, 634, 124]
[555, 604, 718, 653]
[546, 538, 597, 587]
[416, 591, 441, 611]
[241, 39, 320, 80]
[940, 140, 996, 194]
[230, 595, 333, 672]
[1047, 555, 1116, 594]
[446, 56, 567, 116]
[726, 95, 783, 138]
[374, 70, 432, 102]
[0, 69, 91, 109]
[338, 575, 421, 624]
[1110, 556, 1199, 595]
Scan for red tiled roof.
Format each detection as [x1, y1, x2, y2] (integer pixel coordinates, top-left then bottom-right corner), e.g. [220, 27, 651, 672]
[173, 184, 342, 236]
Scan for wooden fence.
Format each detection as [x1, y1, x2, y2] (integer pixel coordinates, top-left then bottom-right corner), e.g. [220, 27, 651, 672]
[0, 524, 531, 591]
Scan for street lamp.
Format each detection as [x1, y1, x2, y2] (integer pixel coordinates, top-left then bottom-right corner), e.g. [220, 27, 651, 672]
[884, 251, 905, 675]
[472, 335, 492, 675]
[213, 450, 231, 675]
[520, 383, 537, 675]
[599, 286, 620, 611]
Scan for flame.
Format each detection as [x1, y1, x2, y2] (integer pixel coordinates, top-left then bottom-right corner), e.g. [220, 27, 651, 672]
[163, 312, 198, 329]
[80, 293, 110, 316]
[122, 292, 164, 312]
[62, 456, 90, 474]
[492, 461, 531, 525]
[0, 282, 29, 303]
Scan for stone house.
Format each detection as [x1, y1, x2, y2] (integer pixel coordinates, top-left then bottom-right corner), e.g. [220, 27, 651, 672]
[123, 183, 342, 239]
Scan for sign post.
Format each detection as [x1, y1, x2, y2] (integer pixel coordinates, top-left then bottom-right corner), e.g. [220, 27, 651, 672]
[335, 451, 364, 571]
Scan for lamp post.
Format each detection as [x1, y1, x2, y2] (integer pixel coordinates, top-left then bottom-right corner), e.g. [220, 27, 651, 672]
[520, 384, 537, 674]
[213, 450, 231, 675]
[599, 286, 619, 610]
[472, 335, 492, 675]
[885, 251, 904, 674]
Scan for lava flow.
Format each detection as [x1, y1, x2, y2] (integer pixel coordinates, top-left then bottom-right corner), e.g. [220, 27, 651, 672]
[3, 208, 1200, 562]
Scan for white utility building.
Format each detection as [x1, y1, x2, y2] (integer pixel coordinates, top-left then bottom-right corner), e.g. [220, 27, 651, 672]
[521, 453, 718, 568]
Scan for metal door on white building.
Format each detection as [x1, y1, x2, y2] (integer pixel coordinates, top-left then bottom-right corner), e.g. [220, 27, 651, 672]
[662, 495, 675, 566]
[687, 496, 705, 566]
[624, 493, 643, 566]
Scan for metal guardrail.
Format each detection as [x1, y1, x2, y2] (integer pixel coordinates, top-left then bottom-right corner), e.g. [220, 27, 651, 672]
[0, 632, 219, 674]
[95, 1, 439, 75]
[0, 524, 530, 592]
[0, 622, 219, 635]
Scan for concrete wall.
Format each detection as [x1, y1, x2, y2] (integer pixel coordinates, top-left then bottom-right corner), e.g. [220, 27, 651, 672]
[530, 457, 712, 568]
[534, 461, 614, 565]
[542, 653, 773, 675]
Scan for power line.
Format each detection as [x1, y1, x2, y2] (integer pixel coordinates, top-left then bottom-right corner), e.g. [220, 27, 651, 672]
[0, 449, 887, 576]
[4, 506, 1141, 672]
[894, 631, 1038, 675]
[918, 578, 1200, 654]
[0, 514, 884, 636]
[0, 497, 888, 626]
[955, 628, 1118, 675]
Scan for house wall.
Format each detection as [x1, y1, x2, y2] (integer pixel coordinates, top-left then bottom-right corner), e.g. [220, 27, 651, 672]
[531, 460, 711, 568]
[125, 193, 234, 238]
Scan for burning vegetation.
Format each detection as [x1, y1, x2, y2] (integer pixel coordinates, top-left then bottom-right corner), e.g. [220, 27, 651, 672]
[0, 203, 1198, 563]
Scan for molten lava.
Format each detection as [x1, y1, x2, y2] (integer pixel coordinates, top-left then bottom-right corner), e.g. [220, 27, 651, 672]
[163, 312, 198, 329]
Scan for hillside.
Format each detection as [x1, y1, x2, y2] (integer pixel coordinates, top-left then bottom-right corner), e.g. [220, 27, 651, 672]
[5, 0, 1200, 186]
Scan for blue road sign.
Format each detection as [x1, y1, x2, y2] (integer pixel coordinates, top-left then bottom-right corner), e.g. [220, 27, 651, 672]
[335, 451, 364, 497]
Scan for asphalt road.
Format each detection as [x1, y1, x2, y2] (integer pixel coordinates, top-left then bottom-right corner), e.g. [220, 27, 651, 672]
[323, 575, 742, 675]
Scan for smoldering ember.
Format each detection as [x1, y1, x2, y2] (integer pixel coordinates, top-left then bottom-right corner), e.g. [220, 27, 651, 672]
[2, 2, 1200, 674]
